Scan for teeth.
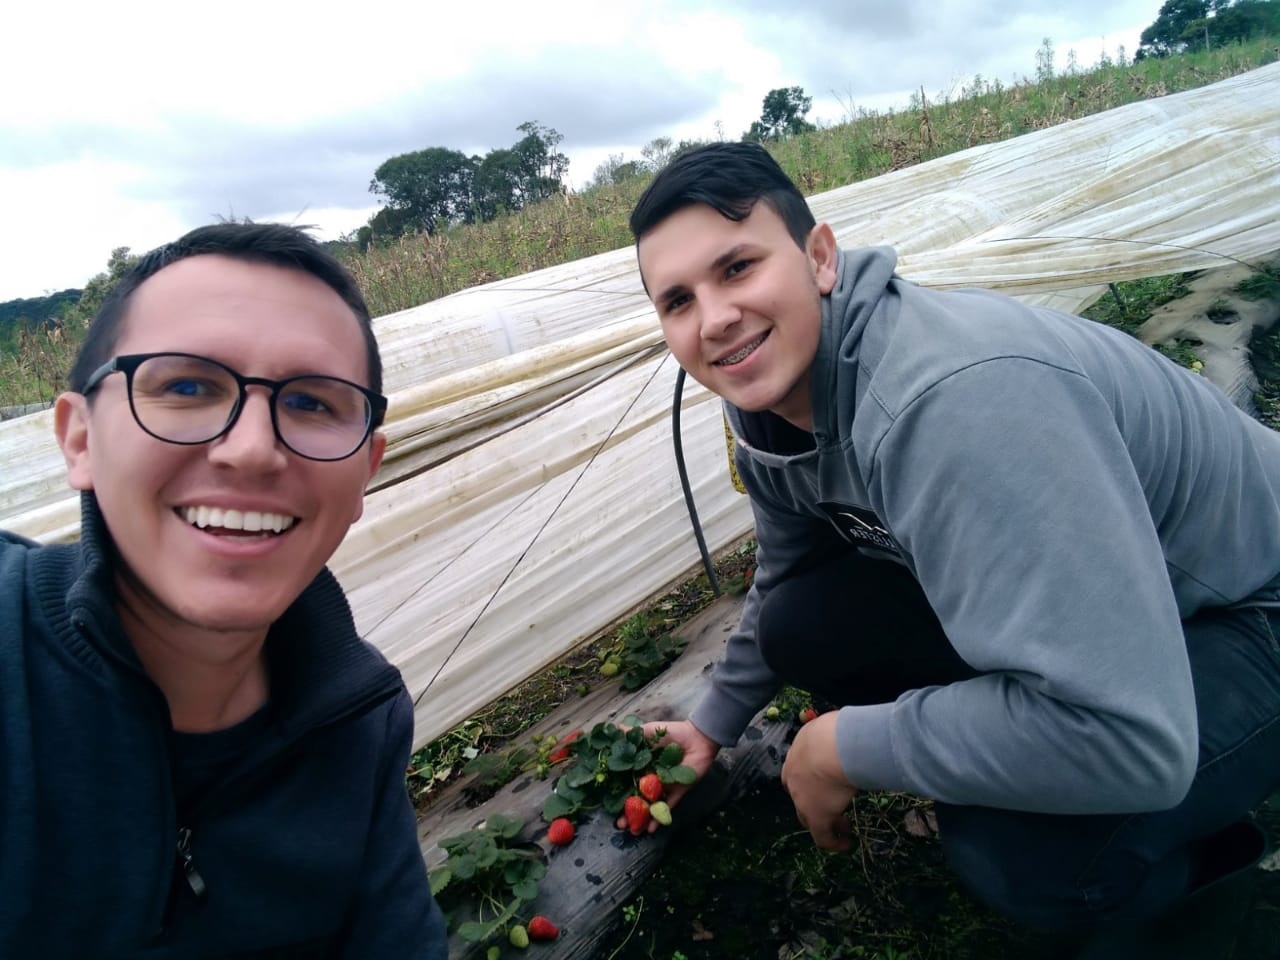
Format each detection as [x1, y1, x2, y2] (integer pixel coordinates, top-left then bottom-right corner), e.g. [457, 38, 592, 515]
[183, 506, 295, 534]
[715, 335, 765, 366]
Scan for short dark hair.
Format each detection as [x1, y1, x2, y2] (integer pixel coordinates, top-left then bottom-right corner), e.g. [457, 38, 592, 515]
[68, 222, 383, 407]
[629, 142, 815, 249]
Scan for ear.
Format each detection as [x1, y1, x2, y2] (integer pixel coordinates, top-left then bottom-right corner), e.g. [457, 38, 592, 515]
[54, 392, 95, 491]
[351, 431, 388, 523]
[806, 222, 839, 295]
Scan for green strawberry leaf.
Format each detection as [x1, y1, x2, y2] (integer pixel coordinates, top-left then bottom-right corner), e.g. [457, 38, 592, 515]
[588, 722, 620, 749]
[603, 785, 630, 815]
[658, 743, 685, 767]
[457, 919, 499, 942]
[556, 779, 587, 803]
[486, 813, 524, 839]
[607, 739, 639, 770]
[666, 764, 698, 785]
[471, 836, 499, 868]
[542, 792, 576, 821]
[428, 867, 451, 896]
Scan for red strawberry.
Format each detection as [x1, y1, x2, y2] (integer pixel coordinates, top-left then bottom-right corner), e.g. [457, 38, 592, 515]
[546, 817, 575, 846]
[800, 707, 819, 724]
[623, 795, 651, 836]
[637, 772, 664, 803]
[527, 915, 559, 940]
[547, 730, 582, 764]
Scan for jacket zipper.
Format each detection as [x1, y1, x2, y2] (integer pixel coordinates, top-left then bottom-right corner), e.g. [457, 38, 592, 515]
[176, 827, 208, 901]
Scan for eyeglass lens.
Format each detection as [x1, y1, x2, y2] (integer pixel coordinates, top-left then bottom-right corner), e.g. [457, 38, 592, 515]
[129, 354, 372, 460]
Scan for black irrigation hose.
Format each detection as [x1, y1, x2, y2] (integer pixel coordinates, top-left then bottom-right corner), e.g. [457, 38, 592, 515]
[672, 366, 721, 596]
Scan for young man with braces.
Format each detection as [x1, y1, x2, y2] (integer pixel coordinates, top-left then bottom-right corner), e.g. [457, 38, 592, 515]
[630, 142, 1280, 957]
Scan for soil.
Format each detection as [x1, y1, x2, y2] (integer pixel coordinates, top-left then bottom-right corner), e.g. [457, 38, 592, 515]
[606, 785, 1280, 960]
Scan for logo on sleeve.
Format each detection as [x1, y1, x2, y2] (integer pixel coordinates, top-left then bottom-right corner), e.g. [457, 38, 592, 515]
[816, 501, 901, 554]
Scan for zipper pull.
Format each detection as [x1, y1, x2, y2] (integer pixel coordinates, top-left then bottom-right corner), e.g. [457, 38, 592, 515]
[176, 827, 208, 902]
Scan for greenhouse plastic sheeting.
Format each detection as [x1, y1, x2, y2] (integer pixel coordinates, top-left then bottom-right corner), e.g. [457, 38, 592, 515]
[2, 64, 1277, 749]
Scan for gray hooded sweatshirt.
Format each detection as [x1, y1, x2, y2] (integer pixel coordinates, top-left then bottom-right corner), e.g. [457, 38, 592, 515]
[689, 246, 1280, 814]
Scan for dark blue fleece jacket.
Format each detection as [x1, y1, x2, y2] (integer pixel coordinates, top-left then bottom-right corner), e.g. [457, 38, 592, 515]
[0, 496, 447, 959]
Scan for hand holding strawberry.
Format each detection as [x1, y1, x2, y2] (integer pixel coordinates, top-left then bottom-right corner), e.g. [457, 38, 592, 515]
[613, 719, 720, 834]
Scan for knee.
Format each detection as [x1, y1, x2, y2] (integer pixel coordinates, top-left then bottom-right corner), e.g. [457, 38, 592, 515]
[936, 805, 1188, 931]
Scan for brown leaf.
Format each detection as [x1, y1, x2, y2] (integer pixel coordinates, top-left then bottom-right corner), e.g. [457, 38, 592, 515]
[691, 918, 715, 941]
[903, 807, 939, 838]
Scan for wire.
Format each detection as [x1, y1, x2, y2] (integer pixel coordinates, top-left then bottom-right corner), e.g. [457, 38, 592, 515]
[413, 350, 674, 705]
[672, 367, 720, 596]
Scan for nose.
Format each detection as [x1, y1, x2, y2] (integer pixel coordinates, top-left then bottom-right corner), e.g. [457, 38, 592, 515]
[698, 288, 742, 340]
[207, 388, 288, 472]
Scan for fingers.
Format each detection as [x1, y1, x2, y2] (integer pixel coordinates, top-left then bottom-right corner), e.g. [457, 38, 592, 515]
[808, 814, 853, 852]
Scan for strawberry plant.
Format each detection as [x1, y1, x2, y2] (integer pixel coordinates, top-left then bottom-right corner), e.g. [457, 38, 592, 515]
[599, 615, 689, 691]
[541, 718, 697, 824]
[463, 728, 582, 789]
[429, 814, 550, 947]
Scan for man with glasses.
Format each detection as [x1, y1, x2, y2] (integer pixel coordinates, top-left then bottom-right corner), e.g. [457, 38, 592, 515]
[0, 223, 448, 958]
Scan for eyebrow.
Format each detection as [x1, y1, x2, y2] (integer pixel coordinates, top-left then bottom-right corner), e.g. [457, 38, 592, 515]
[654, 243, 752, 308]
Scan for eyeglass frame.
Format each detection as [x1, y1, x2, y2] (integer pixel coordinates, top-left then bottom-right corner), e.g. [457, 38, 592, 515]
[80, 351, 389, 462]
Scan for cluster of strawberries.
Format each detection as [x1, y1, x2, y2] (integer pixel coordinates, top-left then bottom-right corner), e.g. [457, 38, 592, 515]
[622, 772, 672, 835]
[546, 769, 673, 846]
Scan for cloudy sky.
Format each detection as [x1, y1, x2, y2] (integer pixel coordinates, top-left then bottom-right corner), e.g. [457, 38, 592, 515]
[1, 0, 1161, 303]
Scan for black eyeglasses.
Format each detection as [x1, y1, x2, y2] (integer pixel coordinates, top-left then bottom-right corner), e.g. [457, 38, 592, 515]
[82, 352, 388, 462]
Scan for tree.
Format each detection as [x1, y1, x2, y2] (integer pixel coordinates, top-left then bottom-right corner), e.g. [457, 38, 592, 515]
[743, 86, 814, 142]
[589, 153, 643, 189]
[1196, 0, 1280, 47]
[361, 121, 572, 243]
[355, 206, 415, 252]
[368, 147, 475, 236]
[1137, 0, 1279, 57]
[510, 121, 570, 204]
[471, 148, 524, 221]
[640, 136, 677, 171]
[65, 247, 140, 330]
[1137, 0, 1213, 57]
[1034, 37, 1056, 81]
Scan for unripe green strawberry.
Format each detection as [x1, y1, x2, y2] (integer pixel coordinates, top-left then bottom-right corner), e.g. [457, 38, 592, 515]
[600, 661, 620, 677]
[637, 772, 664, 803]
[509, 924, 530, 948]
[527, 915, 559, 940]
[487, 947, 501, 960]
[649, 800, 672, 826]
[623, 794, 651, 835]
[547, 816, 575, 846]
[765, 705, 781, 720]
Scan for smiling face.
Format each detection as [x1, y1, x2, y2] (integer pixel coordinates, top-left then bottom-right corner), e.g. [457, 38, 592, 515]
[637, 201, 838, 430]
[55, 254, 386, 639]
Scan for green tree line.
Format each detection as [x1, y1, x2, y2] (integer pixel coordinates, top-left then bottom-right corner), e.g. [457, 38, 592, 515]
[360, 121, 569, 249]
[1138, 0, 1280, 58]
